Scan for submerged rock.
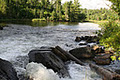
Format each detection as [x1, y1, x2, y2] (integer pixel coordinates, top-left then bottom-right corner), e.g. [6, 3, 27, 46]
[0, 58, 18, 80]
[69, 46, 94, 59]
[28, 47, 70, 77]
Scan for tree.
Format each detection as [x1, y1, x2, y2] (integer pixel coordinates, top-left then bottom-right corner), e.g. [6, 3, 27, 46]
[109, 0, 120, 16]
[63, 2, 69, 21]
[51, 10, 57, 21]
[0, 0, 7, 18]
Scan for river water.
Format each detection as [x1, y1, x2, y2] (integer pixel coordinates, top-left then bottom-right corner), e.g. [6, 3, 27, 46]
[0, 21, 102, 80]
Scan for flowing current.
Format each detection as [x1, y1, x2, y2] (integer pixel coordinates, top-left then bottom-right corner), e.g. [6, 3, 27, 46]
[0, 23, 102, 80]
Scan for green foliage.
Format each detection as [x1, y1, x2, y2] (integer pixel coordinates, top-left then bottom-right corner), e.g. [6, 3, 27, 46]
[81, 8, 119, 21]
[98, 21, 120, 60]
[109, 0, 120, 16]
[0, 0, 86, 22]
[99, 21, 120, 51]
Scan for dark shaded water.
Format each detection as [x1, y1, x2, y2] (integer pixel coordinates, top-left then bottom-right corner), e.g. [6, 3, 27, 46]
[0, 20, 79, 27]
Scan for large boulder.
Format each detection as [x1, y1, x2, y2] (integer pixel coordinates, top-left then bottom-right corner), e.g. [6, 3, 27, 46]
[0, 58, 18, 80]
[28, 48, 70, 77]
[69, 47, 94, 59]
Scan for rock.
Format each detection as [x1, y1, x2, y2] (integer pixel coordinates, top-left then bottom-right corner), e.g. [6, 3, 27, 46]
[94, 53, 111, 65]
[0, 24, 8, 30]
[115, 69, 120, 74]
[0, 58, 18, 80]
[69, 46, 94, 59]
[75, 36, 99, 43]
[94, 58, 111, 65]
[0, 27, 3, 30]
[92, 45, 105, 54]
[86, 36, 99, 43]
[28, 48, 70, 77]
[75, 36, 81, 42]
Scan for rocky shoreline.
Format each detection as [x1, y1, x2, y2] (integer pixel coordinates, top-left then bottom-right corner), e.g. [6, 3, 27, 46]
[0, 35, 120, 80]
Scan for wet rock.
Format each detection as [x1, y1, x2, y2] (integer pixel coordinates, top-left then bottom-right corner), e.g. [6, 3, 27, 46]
[28, 48, 70, 77]
[0, 24, 8, 30]
[0, 58, 18, 80]
[86, 36, 99, 43]
[75, 36, 99, 43]
[92, 45, 105, 54]
[0, 27, 3, 30]
[69, 46, 94, 59]
[94, 53, 111, 65]
[75, 36, 81, 42]
[115, 69, 120, 74]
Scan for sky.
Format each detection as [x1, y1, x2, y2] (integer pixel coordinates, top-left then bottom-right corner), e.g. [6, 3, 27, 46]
[61, 0, 112, 9]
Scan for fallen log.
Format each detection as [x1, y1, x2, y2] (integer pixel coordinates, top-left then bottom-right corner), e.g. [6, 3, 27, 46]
[89, 63, 120, 80]
[55, 46, 85, 66]
[52, 47, 68, 62]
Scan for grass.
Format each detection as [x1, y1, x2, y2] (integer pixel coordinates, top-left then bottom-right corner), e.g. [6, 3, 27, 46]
[88, 20, 108, 25]
[32, 18, 46, 22]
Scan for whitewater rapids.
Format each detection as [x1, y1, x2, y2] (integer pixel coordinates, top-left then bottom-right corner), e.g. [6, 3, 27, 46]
[0, 23, 102, 80]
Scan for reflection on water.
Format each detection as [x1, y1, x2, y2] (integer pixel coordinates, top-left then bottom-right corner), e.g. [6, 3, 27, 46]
[0, 20, 79, 27]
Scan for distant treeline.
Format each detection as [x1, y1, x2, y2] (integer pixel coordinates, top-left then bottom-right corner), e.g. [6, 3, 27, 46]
[81, 8, 119, 21]
[0, 0, 86, 22]
[0, 0, 119, 22]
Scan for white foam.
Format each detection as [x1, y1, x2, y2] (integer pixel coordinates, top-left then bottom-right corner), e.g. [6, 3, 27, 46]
[26, 62, 60, 80]
[26, 62, 102, 80]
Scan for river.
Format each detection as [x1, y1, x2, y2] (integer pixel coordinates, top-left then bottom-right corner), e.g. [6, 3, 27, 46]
[0, 21, 103, 80]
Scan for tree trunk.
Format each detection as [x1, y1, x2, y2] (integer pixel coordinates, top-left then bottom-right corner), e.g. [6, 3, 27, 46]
[89, 63, 120, 80]
[55, 46, 85, 66]
[52, 47, 68, 62]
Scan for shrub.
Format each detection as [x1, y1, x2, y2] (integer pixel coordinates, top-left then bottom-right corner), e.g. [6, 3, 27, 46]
[98, 21, 120, 60]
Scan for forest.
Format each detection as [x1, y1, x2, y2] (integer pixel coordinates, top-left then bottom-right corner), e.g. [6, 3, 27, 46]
[81, 8, 119, 21]
[0, 0, 119, 22]
[0, 0, 86, 22]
